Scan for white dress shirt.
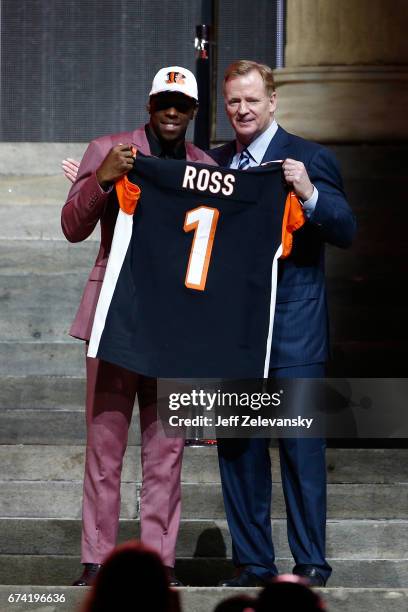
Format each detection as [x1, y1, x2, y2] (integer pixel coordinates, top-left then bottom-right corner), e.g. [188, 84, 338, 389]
[230, 119, 318, 217]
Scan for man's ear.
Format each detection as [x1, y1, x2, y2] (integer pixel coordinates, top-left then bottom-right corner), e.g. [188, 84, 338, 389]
[146, 101, 151, 115]
[192, 104, 199, 120]
[270, 91, 277, 114]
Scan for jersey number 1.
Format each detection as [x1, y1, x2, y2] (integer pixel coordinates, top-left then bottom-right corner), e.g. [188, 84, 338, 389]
[184, 206, 219, 291]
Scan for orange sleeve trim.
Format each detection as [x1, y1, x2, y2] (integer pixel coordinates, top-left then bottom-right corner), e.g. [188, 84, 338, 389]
[280, 191, 306, 259]
[114, 147, 140, 215]
[115, 176, 141, 215]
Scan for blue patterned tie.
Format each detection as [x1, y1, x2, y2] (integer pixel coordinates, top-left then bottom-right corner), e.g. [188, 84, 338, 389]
[238, 148, 251, 170]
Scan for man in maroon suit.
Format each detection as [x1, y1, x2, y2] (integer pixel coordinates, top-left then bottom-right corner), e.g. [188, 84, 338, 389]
[61, 66, 215, 586]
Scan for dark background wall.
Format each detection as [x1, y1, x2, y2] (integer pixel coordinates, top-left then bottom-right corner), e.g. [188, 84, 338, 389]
[0, 0, 202, 141]
[215, 0, 280, 140]
[326, 145, 407, 381]
[0, 0, 281, 142]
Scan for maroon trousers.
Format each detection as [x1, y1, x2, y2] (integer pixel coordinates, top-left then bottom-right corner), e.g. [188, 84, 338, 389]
[81, 354, 185, 566]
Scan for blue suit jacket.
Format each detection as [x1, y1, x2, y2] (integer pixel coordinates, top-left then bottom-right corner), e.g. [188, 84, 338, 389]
[208, 126, 356, 369]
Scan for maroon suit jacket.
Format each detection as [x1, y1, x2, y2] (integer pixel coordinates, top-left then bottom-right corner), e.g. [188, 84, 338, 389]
[61, 126, 216, 340]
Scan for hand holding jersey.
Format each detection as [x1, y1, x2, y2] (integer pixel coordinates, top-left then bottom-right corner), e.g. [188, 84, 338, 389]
[96, 144, 136, 190]
[282, 158, 314, 202]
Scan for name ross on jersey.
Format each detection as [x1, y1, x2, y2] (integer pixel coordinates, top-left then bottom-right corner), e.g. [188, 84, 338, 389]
[182, 165, 235, 196]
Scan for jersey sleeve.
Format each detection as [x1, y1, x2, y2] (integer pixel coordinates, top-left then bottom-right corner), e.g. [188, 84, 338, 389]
[115, 147, 141, 215]
[115, 176, 141, 215]
[280, 191, 306, 259]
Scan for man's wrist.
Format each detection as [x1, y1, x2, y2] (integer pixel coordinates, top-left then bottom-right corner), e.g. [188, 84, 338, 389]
[300, 185, 319, 218]
[96, 170, 113, 192]
[301, 186, 314, 201]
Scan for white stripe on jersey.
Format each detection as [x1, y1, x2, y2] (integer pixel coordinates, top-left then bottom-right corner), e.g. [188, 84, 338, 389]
[88, 209, 133, 358]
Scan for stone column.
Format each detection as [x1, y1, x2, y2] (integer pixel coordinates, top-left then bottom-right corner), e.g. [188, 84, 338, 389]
[274, 0, 408, 142]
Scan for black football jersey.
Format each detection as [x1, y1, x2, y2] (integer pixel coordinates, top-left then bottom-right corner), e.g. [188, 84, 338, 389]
[88, 153, 292, 378]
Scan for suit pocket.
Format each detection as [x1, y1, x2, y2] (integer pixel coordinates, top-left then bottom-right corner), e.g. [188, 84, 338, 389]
[276, 283, 320, 303]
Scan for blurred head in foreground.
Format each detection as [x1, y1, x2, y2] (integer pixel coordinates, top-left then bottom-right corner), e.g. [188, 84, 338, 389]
[81, 540, 176, 612]
[214, 594, 256, 612]
[256, 574, 327, 612]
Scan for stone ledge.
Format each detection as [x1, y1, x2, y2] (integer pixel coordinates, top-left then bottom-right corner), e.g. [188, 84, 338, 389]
[273, 66, 408, 142]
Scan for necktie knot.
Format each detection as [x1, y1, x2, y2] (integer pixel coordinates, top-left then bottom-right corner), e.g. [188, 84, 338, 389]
[238, 148, 251, 170]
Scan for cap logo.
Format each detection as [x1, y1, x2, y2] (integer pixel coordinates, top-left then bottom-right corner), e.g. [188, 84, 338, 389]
[166, 71, 186, 85]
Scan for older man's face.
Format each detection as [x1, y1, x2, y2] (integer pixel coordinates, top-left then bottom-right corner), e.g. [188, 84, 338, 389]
[224, 70, 276, 146]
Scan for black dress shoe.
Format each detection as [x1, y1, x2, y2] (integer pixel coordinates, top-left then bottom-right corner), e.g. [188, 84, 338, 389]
[165, 566, 184, 587]
[218, 570, 269, 587]
[293, 565, 326, 586]
[72, 563, 102, 586]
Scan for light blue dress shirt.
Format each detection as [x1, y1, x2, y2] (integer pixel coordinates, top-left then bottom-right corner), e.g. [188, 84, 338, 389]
[230, 119, 318, 217]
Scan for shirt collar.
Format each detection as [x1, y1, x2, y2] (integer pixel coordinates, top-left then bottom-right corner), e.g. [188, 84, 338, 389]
[236, 119, 278, 164]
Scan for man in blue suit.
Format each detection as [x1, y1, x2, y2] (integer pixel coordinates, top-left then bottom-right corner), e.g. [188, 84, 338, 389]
[208, 60, 356, 587]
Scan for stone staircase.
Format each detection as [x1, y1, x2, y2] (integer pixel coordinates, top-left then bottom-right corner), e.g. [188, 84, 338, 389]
[0, 144, 407, 612]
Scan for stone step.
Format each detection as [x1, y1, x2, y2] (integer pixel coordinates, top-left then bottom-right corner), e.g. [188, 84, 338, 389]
[0, 342, 84, 376]
[0, 205, 95, 240]
[0, 376, 85, 410]
[0, 173, 85, 240]
[0, 275, 86, 342]
[1, 374, 408, 448]
[0, 175, 73, 237]
[0, 586, 407, 612]
[1, 445, 407, 485]
[0, 240, 98, 276]
[0, 410, 140, 445]
[0, 557, 407, 589]
[0, 175, 71, 205]
[178, 559, 408, 589]
[0, 144, 87, 175]
[1, 518, 407, 560]
[183, 586, 408, 612]
[1, 481, 406, 519]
